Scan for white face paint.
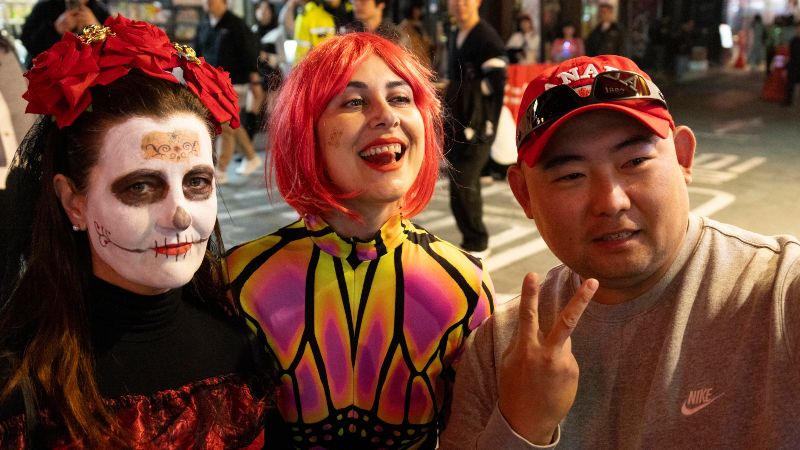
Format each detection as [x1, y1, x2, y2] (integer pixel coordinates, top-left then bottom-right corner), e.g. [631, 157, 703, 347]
[83, 115, 217, 295]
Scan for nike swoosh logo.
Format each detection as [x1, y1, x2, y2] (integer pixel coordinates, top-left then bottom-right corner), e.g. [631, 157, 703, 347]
[680, 393, 724, 416]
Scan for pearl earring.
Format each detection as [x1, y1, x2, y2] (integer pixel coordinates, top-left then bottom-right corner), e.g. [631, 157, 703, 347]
[72, 225, 80, 231]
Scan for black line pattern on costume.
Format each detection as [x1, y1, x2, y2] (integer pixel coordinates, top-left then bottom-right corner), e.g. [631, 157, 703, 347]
[302, 246, 337, 421]
[332, 257, 356, 364]
[233, 219, 490, 449]
[353, 260, 378, 364]
[230, 219, 306, 297]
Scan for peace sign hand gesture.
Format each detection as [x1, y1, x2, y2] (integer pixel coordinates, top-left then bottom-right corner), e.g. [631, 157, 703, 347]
[498, 272, 598, 445]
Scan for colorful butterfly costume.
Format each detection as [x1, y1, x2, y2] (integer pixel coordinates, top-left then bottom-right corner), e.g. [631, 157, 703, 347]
[226, 215, 494, 449]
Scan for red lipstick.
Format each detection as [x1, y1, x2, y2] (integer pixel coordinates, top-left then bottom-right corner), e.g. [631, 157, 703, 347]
[154, 243, 192, 256]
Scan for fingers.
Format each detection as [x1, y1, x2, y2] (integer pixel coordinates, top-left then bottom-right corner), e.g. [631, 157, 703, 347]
[516, 272, 541, 340]
[545, 278, 598, 348]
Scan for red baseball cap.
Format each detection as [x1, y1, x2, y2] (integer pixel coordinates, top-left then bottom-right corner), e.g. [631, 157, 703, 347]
[516, 55, 674, 167]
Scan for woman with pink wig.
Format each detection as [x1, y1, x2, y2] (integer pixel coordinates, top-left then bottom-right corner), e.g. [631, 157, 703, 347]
[226, 32, 495, 449]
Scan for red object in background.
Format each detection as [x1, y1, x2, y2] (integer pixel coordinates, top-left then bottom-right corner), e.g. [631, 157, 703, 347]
[762, 45, 789, 102]
[734, 30, 748, 69]
[734, 52, 747, 68]
[503, 63, 553, 123]
[491, 63, 553, 165]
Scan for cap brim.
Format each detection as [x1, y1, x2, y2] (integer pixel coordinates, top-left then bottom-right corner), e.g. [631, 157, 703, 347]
[518, 102, 674, 167]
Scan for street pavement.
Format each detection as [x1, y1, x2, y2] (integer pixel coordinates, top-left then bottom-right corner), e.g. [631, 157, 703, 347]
[217, 68, 800, 301]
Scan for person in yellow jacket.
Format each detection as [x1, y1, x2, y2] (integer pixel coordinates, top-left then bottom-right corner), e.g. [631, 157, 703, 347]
[293, 0, 336, 63]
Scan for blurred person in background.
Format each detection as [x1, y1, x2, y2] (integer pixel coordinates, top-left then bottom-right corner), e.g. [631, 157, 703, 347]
[0, 33, 35, 272]
[649, 15, 672, 76]
[629, 13, 649, 65]
[293, 0, 337, 63]
[348, 0, 400, 39]
[444, 0, 507, 258]
[246, 0, 280, 138]
[586, 2, 626, 56]
[398, 0, 434, 68]
[321, 0, 354, 32]
[671, 19, 696, 81]
[506, 14, 539, 64]
[549, 21, 584, 63]
[0, 34, 33, 189]
[253, 0, 278, 39]
[20, 0, 109, 68]
[280, 0, 305, 37]
[748, 14, 767, 70]
[540, 8, 559, 62]
[283, 0, 353, 38]
[783, 22, 800, 106]
[195, 0, 263, 183]
[765, 18, 782, 75]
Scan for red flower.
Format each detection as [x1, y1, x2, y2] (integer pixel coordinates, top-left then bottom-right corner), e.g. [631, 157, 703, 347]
[24, 32, 102, 128]
[102, 15, 176, 83]
[23, 15, 240, 133]
[178, 56, 241, 132]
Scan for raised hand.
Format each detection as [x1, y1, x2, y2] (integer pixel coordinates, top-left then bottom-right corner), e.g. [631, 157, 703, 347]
[497, 272, 598, 445]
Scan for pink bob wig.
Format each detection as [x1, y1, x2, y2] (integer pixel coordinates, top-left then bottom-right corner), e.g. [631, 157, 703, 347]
[268, 32, 443, 219]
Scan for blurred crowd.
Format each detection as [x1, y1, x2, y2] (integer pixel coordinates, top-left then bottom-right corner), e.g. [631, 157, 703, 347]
[7, 1, 800, 118]
[4, 0, 800, 256]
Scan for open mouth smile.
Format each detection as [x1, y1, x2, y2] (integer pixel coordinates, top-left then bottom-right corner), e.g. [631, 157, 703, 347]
[358, 142, 406, 168]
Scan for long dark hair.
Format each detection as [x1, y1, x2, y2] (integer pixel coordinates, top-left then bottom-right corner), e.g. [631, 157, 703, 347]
[0, 72, 227, 446]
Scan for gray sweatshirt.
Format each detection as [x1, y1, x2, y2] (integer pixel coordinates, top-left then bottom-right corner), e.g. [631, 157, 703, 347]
[440, 214, 800, 449]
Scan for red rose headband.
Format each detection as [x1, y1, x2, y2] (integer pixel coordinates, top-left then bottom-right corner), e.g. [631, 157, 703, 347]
[23, 15, 240, 134]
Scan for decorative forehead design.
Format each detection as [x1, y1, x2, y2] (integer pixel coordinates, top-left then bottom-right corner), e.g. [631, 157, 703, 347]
[141, 129, 201, 162]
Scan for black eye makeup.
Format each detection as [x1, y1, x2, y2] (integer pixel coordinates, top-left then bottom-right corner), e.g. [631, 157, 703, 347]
[111, 170, 168, 206]
[110, 165, 214, 206]
[183, 166, 215, 200]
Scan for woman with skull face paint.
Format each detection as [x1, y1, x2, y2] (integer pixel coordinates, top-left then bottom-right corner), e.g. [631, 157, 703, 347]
[226, 33, 495, 449]
[0, 17, 272, 448]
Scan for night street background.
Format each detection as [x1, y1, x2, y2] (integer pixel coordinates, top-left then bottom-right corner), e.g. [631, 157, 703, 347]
[217, 69, 800, 300]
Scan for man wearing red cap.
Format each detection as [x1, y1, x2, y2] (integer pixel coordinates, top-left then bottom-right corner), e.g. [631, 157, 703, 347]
[439, 55, 800, 448]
